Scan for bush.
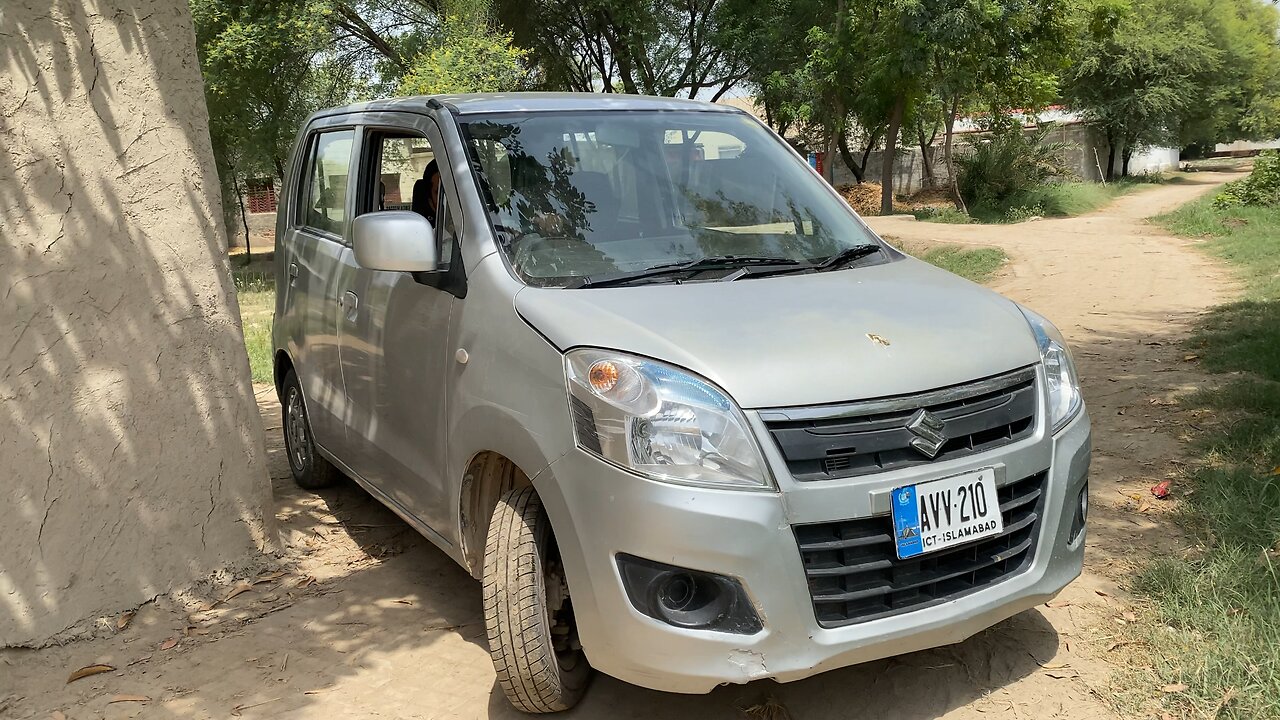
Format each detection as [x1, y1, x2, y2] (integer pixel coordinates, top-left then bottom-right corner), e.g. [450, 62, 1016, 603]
[1214, 151, 1280, 209]
[1014, 182, 1114, 216]
[912, 206, 972, 223]
[957, 125, 1072, 209]
[1003, 204, 1043, 223]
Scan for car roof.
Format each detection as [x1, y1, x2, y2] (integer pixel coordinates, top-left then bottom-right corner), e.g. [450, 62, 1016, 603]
[315, 92, 744, 118]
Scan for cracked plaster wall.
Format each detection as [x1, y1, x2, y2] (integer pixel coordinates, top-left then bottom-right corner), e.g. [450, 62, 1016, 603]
[1, 0, 275, 645]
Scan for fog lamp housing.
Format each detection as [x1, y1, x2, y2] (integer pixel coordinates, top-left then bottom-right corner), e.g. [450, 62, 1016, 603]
[1069, 480, 1089, 543]
[616, 554, 762, 634]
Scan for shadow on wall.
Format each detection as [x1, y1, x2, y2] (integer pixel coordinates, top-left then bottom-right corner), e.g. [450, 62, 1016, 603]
[0, 0, 274, 646]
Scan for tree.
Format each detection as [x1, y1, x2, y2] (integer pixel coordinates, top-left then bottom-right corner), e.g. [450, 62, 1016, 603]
[924, 0, 1075, 209]
[398, 1, 529, 94]
[494, 0, 750, 98]
[727, 0, 1075, 214]
[193, 0, 365, 255]
[3, 0, 272, 646]
[1063, 0, 1221, 178]
[1171, 0, 1280, 148]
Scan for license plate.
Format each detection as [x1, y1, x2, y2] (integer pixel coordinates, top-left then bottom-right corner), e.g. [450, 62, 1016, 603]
[891, 468, 1003, 560]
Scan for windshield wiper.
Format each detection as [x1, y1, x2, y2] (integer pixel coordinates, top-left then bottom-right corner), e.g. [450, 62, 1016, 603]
[567, 255, 802, 289]
[813, 244, 884, 271]
[720, 244, 886, 281]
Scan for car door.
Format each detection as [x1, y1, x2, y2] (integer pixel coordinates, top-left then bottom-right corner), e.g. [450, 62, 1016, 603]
[281, 125, 359, 459]
[338, 115, 462, 535]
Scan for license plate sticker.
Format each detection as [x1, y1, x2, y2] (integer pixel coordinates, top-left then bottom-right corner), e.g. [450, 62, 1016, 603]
[891, 468, 1004, 560]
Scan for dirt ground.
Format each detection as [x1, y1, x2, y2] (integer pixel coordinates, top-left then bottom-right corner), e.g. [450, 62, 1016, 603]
[1, 172, 1244, 719]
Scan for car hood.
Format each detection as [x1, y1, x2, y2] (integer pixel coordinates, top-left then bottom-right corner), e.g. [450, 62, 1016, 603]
[514, 257, 1041, 409]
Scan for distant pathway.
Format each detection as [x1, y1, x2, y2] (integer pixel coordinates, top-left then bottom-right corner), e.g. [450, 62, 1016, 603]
[857, 172, 1244, 716]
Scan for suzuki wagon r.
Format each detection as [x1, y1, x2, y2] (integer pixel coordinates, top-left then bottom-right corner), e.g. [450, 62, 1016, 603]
[272, 92, 1091, 713]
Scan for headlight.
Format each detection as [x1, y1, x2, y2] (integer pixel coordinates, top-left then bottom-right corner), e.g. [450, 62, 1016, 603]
[565, 349, 772, 490]
[1020, 307, 1083, 433]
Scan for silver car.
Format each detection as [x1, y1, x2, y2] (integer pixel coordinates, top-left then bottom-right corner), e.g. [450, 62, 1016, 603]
[272, 93, 1090, 713]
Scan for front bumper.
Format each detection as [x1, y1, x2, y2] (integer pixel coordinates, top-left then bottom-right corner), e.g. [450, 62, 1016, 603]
[539, 404, 1091, 694]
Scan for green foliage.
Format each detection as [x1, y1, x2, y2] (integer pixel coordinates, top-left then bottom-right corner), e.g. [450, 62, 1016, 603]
[1138, 198, 1280, 718]
[956, 125, 1071, 209]
[928, 178, 1146, 224]
[911, 207, 973, 223]
[1065, 0, 1280, 173]
[1063, 0, 1220, 168]
[1159, 196, 1280, 300]
[1014, 180, 1136, 216]
[1174, 0, 1280, 148]
[495, 0, 749, 98]
[193, 0, 368, 244]
[912, 244, 1008, 283]
[1002, 204, 1043, 223]
[193, 0, 351, 177]
[232, 264, 276, 383]
[397, 14, 528, 95]
[1214, 152, 1280, 210]
[719, 0, 1077, 198]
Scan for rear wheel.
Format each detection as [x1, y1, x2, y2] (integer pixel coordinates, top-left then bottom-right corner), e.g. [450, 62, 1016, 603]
[483, 487, 592, 713]
[280, 369, 340, 490]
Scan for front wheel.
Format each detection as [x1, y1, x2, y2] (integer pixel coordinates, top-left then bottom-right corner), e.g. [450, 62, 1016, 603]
[483, 487, 592, 713]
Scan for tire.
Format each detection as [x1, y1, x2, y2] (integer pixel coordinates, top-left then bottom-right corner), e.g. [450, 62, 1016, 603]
[483, 487, 592, 713]
[280, 369, 340, 490]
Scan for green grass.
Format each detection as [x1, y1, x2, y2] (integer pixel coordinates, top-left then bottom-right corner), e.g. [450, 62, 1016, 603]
[904, 243, 1008, 284]
[919, 179, 1172, 225]
[233, 265, 275, 384]
[1121, 196, 1280, 718]
[1160, 199, 1280, 300]
[911, 206, 973, 224]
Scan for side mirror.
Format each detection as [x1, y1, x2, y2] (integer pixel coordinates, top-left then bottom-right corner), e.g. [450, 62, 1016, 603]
[351, 211, 438, 273]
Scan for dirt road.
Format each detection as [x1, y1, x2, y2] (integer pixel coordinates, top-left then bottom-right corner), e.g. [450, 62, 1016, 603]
[1, 173, 1242, 719]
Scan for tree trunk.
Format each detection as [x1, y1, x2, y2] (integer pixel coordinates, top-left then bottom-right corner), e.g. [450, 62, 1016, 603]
[823, 127, 837, 185]
[231, 166, 252, 264]
[1, 0, 274, 647]
[943, 96, 966, 213]
[918, 127, 934, 189]
[1105, 132, 1117, 182]
[861, 125, 882, 183]
[823, 0, 845, 187]
[837, 132, 865, 183]
[880, 93, 907, 215]
[1121, 146, 1133, 178]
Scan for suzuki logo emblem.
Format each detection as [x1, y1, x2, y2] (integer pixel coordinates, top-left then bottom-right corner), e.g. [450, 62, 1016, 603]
[906, 409, 947, 458]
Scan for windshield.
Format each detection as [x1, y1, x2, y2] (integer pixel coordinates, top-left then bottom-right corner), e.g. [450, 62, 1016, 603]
[458, 110, 884, 287]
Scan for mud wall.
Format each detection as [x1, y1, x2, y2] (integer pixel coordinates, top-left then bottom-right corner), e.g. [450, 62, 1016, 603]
[0, 0, 275, 645]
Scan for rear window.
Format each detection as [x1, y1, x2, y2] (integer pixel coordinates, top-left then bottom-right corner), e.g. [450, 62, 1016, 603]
[298, 129, 354, 236]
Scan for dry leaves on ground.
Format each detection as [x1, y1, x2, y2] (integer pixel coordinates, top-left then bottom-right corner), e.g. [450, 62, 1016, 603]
[108, 694, 150, 704]
[231, 698, 281, 716]
[836, 183, 886, 216]
[66, 664, 114, 684]
[741, 696, 792, 720]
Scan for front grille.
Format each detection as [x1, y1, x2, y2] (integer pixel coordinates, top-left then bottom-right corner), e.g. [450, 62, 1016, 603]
[794, 470, 1047, 628]
[761, 367, 1038, 481]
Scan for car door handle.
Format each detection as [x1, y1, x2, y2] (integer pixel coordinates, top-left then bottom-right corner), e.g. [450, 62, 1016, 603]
[288, 262, 299, 286]
[340, 291, 359, 320]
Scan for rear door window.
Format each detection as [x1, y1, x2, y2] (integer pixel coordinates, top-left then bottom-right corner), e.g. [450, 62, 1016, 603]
[298, 129, 355, 236]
